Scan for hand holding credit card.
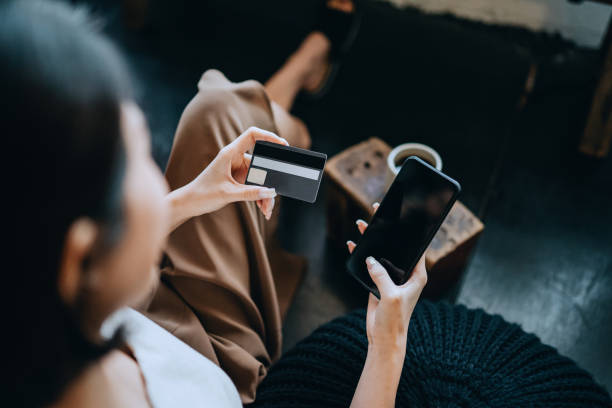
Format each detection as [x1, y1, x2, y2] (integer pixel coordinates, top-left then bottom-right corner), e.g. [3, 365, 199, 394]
[245, 141, 327, 203]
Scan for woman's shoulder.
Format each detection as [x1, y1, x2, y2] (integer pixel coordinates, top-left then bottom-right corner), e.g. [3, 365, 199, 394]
[51, 350, 150, 408]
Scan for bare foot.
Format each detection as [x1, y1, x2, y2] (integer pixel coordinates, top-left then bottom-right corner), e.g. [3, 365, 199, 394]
[264, 0, 354, 107]
[301, 0, 354, 93]
[299, 32, 332, 93]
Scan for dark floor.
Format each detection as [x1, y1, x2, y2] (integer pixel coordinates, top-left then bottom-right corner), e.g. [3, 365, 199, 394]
[95, 0, 611, 393]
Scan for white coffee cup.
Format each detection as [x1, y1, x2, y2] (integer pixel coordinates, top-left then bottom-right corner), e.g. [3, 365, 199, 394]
[386, 143, 443, 187]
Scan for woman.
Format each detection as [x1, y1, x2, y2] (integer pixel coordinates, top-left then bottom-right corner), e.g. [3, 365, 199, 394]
[6, 0, 426, 406]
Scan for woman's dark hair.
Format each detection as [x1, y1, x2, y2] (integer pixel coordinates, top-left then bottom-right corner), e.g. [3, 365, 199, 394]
[1, 1, 132, 405]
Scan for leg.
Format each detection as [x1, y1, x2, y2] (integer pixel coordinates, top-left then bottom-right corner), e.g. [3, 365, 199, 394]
[264, 32, 330, 112]
[264, 32, 332, 151]
[143, 69, 306, 404]
[263, 0, 355, 110]
[264, 0, 356, 149]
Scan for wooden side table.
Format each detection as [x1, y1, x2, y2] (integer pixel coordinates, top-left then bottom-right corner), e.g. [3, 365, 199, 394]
[325, 137, 484, 298]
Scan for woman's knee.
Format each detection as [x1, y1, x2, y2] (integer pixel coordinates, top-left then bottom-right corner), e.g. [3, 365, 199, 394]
[175, 87, 240, 152]
[270, 101, 311, 150]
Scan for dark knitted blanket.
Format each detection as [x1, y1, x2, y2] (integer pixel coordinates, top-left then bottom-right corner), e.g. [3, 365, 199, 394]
[251, 301, 611, 407]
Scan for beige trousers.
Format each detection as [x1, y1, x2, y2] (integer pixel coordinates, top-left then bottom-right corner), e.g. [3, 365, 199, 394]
[141, 70, 309, 404]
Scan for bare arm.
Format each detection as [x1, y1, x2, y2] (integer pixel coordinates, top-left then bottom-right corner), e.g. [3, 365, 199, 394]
[347, 206, 428, 407]
[351, 343, 405, 408]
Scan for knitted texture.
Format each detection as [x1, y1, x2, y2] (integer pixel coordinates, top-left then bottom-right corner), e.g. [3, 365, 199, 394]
[250, 301, 611, 408]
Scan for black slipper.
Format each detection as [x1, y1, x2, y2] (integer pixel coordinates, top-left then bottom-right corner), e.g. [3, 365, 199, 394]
[303, 0, 362, 100]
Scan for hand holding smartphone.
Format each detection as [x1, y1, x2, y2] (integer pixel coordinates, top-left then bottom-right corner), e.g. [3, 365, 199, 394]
[346, 156, 460, 298]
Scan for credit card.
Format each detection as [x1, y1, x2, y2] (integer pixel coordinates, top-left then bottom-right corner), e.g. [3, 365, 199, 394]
[245, 141, 327, 203]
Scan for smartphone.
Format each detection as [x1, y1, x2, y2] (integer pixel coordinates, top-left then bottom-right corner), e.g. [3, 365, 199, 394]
[346, 156, 461, 298]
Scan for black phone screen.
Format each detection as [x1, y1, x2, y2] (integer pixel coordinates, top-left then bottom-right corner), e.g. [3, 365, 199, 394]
[346, 156, 460, 297]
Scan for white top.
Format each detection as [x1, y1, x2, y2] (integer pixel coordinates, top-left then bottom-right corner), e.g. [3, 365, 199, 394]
[101, 308, 242, 408]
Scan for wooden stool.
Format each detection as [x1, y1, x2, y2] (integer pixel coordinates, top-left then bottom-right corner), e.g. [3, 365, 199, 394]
[325, 138, 484, 298]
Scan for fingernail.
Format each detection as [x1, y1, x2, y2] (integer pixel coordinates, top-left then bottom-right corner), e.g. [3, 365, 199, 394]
[356, 219, 365, 226]
[259, 188, 276, 199]
[373, 202, 380, 207]
[366, 257, 376, 265]
[346, 240, 354, 246]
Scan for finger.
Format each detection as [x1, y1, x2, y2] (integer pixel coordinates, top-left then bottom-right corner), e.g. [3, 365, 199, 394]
[366, 292, 378, 324]
[243, 152, 252, 166]
[372, 202, 380, 212]
[258, 196, 273, 219]
[255, 198, 274, 220]
[256, 199, 266, 216]
[356, 219, 368, 235]
[367, 292, 379, 315]
[235, 185, 276, 202]
[366, 256, 395, 296]
[231, 126, 288, 155]
[346, 240, 356, 254]
[258, 199, 268, 218]
[365, 292, 378, 343]
[264, 197, 275, 220]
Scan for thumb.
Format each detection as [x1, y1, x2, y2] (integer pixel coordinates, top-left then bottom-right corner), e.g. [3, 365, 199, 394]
[236, 185, 276, 202]
[367, 292, 379, 316]
[366, 257, 395, 297]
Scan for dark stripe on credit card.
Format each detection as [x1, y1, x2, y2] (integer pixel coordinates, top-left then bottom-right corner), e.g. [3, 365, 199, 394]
[253, 141, 326, 169]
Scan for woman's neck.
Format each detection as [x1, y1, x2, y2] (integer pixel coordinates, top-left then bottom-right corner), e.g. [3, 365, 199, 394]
[51, 349, 151, 408]
[76, 285, 125, 343]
